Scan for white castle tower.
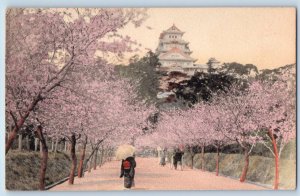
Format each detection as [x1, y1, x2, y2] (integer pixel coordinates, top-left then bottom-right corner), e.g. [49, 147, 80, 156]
[156, 24, 207, 76]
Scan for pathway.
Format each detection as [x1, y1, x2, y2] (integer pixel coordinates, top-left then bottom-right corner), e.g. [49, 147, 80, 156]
[51, 157, 267, 191]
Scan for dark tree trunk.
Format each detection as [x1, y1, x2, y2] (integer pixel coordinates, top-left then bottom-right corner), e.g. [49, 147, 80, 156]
[6, 120, 24, 154]
[68, 134, 77, 185]
[240, 148, 249, 182]
[5, 132, 8, 144]
[216, 146, 220, 176]
[100, 146, 104, 166]
[268, 129, 279, 189]
[190, 146, 194, 169]
[81, 140, 103, 175]
[6, 129, 17, 153]
[93, 147, 98, 170]
[99, 148, 103, 167]
[36, 125, 48, 190]
[78, 135, 87, 178]
[26, 135, 30, 151]
[88, 153, 93, 173]
[201, 145, 205, 170]
[5, 95, 42, 154]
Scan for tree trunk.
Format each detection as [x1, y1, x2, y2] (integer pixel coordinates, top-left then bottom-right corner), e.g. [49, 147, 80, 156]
[36, 126, 48, 190]
[64, 141, 67, 152]
[190, 146, 194, 169]
[108, 149, 111, 161]
[26, 135, 30, 151]
[201, 145, 205, 170]
[18, 134, 22, 151]
[40, 141, 43, 156]
[83, 140, 103, 175]
[103, 149, 107, 163]
[82, 142, 102, 176]
[51, 139, 54, 152]
[99, 148, 102, 166]
[68, 134, 77, 185]
[216, 147, 220, 176]
[93, 147, 98, 170]
[100, 146, 104, 166]
[268, 129, 279, 190]
[54, 138, 58, 153]
[6, 130, 17, 153]
[5, 94, 42, 154]
[240, 149, 249, 182]
[78, 135, 87, 178]
[5, 132, 8, 144]
[88, 153, 93, 173]
[34, 138, 39, 151]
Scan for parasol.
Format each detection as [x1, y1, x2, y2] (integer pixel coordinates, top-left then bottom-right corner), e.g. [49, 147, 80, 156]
[115, 144, 135, 160]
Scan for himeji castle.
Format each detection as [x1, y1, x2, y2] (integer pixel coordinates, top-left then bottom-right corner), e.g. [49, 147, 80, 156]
[156, 24, 221, 99]
[156, 24, 208, 76]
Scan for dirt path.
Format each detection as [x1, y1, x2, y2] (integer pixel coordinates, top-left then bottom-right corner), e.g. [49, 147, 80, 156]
[50, 157, 267, 191]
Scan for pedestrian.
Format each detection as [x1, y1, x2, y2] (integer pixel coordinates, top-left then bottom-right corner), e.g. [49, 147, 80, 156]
[120, 154, 136, 189]
[173, 150, 184, 170]
[160, 148, 166, 167]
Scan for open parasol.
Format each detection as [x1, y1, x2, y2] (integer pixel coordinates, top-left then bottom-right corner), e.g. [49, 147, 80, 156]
[115, 144, 135, 160]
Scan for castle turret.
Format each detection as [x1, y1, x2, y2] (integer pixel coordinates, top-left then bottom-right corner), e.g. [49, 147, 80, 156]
[156, 25, 210, 99]
[156, 24, 199, 76]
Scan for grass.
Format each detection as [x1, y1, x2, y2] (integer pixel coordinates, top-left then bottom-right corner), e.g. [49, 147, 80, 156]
[183, 152, 296, 189]
[6, 150, 71, 190]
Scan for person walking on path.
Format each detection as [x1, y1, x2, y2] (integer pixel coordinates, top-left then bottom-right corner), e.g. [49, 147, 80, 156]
[173, 150, 184, 170]
[160, 148, 166, 167]
[120, 155, 136, 189]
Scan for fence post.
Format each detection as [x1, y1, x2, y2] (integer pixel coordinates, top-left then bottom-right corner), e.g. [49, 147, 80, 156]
[18, 134, 22, 151]
[34, 138, 39, 151]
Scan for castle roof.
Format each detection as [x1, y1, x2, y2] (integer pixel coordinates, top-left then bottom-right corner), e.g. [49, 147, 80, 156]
[160, 39, 189, 44]
[159, 47, 196, 62]
[162, 24, 184, 35]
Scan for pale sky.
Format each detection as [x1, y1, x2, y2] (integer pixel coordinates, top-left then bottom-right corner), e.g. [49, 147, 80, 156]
[118, 8, 296, 70]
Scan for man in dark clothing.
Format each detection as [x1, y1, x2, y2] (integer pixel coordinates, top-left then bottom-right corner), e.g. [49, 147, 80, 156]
[120, 156, 136, 188]
[173, 151, 184, 170]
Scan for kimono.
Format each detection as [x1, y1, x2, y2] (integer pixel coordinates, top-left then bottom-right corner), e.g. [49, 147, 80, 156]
[120, 156, 136, 188]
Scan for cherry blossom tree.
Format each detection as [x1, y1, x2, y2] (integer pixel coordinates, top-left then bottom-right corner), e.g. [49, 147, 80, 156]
[249, 75, 296, 189]
[5, 8, 148, 154]
[202, 103, 231, 176]
[212, 84, 263, 182]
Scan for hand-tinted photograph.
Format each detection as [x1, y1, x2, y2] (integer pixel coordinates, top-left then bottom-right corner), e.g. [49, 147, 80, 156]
[5, 8, 296, 191]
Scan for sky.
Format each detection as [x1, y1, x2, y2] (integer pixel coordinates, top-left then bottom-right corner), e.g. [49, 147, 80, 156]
[118, 8, 296, 70]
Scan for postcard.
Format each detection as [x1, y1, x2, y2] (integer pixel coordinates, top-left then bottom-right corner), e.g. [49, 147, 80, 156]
[5, 8, 296, 191]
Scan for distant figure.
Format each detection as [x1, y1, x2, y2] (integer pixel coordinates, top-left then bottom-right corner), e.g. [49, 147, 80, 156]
[159, 149, 166, 167]
[120, 156, 136, 188]
[173, 151, 184, 170]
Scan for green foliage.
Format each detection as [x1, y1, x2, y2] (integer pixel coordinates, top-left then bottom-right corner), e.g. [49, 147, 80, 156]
[222, 62, 259, 76]
[173, 72, 240, 105]
[115, 51, 160, 104]
[258, 64, 295, 81]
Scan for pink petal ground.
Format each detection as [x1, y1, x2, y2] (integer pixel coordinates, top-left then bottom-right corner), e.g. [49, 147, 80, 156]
[50, 157, 267, 191]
